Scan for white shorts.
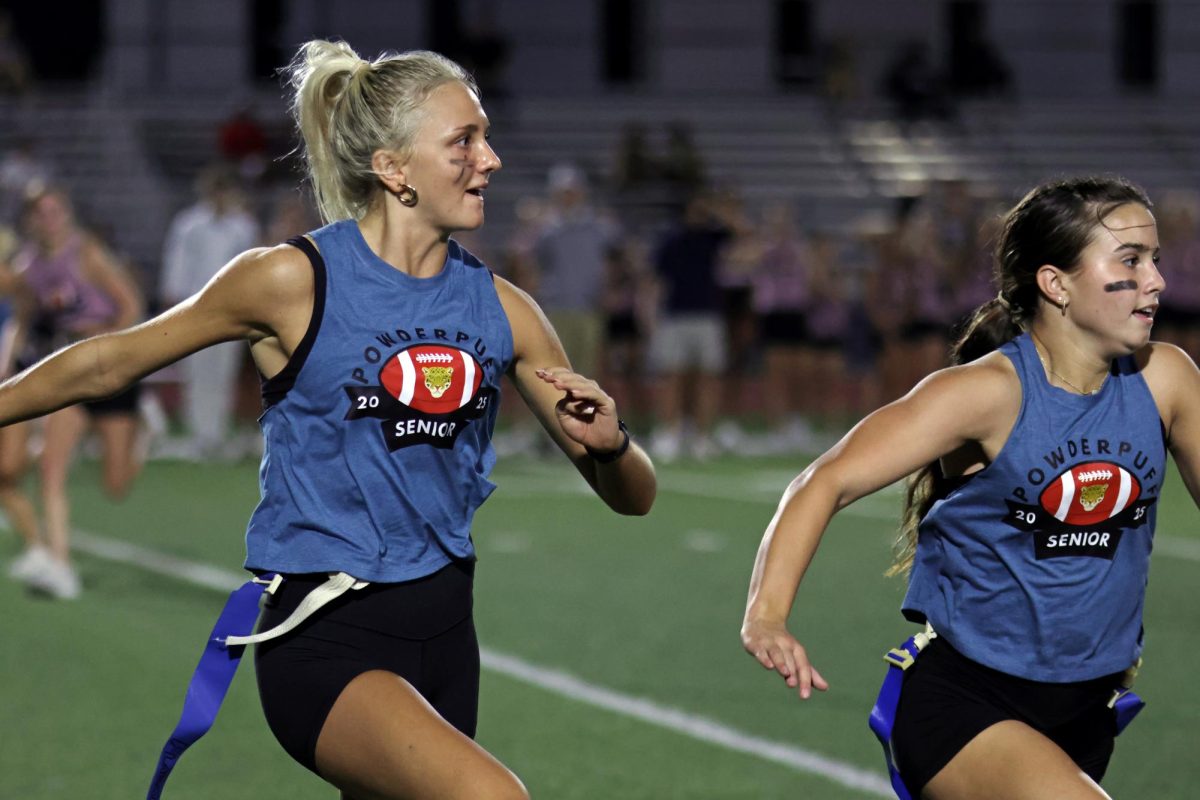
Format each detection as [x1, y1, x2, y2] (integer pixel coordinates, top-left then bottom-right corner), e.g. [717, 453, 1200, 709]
[649, 313, 728, 374]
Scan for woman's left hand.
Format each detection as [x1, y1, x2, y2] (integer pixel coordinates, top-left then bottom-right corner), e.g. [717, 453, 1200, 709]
[535, 367, 621, 451]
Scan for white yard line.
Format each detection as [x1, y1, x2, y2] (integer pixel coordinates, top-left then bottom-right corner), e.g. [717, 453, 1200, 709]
[68, 529, 892, 798]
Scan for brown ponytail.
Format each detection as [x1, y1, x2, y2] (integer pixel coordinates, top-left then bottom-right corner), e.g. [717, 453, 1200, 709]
[887, 297, 1020, 576]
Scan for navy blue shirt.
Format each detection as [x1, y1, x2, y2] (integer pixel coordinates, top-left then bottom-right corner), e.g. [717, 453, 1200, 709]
[654, 224, 730, 313]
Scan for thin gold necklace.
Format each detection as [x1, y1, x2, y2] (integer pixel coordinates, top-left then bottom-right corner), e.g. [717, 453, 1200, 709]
[1029, 332, 1106, 396]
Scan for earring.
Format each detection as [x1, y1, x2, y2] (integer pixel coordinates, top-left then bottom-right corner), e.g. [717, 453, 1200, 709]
[1059, 296, 1068, 317]
[397, 184, 418, 207]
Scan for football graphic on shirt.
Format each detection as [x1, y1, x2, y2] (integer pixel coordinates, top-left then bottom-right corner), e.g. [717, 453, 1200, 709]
[379, 345, 484, 415]
[1038, 461, 1141, 527]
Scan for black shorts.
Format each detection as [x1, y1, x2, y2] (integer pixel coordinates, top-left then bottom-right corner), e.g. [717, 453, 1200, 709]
[891, 637, 1123, 797]
[606, 312, 641, 342]
[254, 559, 479, 776]
[899, 319, 950, 343]
[16, 354, 140, 417]
[761, 311, 808, 345]
[83, 383, 141, 417]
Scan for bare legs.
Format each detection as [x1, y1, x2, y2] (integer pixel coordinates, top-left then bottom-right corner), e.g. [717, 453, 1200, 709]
[923, 721, 1111, 800]
[0, 422, 40, 552]
[316, 671, 529, 800]
[92, 413, 143, 499]
[39, 406, 89, 564]
[4, 407, 142, 597]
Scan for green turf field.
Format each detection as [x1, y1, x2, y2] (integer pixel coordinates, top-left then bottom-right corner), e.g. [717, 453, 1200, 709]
[2, 453, 1197, 798]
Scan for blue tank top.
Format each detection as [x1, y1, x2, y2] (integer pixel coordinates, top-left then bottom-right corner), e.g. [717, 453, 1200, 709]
[244, 220, 514, 582]
[902, 333, 1165, 682]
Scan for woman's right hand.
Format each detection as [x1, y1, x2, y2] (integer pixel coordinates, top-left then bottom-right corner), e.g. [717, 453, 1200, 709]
[741, 618, 829, 699]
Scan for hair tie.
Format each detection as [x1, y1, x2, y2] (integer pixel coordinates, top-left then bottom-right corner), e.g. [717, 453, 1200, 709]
[345, 59, 371, 93]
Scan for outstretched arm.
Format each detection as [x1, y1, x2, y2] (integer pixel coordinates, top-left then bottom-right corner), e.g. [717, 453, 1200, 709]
[743, 355, 1019, 697]
[495, 275, 655, 516]
[0, 243, 313, 427]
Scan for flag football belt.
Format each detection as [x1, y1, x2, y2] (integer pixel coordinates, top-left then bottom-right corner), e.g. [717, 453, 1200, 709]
[867, 625, 1145, 800]
[145, 571, 369, 799]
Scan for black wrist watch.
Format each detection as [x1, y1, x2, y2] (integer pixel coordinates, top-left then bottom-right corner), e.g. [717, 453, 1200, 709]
[586, 419, 631, 464]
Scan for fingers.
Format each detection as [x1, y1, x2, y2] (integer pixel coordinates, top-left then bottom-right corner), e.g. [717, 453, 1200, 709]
[810, 665, 830, 692]
[536, 368, 603, 396]
[743, 629, 827, 699]
[536, 368, 614, 416]
[751, 647, 775, 671]
[556, 392, 598, 418]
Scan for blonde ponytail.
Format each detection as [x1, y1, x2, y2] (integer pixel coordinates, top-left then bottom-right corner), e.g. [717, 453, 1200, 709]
[284, 39, 477, 223]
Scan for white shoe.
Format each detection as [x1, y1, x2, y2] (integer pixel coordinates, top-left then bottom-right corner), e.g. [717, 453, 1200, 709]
[26, 558, 82, 600]
[712, 420, 747, 453]
[649, 428, 683, 463]
[783, 417, 817, 450]
[7, 545, 54, 582]
[689, 436, 716, 462]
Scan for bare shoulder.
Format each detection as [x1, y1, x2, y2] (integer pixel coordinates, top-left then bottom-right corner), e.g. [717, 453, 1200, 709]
[492, 272, 537, 315]
[913, 349, 1019, 408]
[492, 273, 554, 359]
[1137, 340, 1198, 377]
[1136, 341, 1200, 419]
[231, 241, 313, 292]
[200, 242, 314, 308]
[903, 349, 1021, 441]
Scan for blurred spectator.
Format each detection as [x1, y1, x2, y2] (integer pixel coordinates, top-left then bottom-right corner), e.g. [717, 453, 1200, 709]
[930, 179, 980, 261]
[599, 235, 655, 425]
[499, 194, 545, 291]
[660, 121, 706, 197]
[751, 202, 817, 450]
[867, 201, 956, 402]
[159, 164, 260, 460]
[834, 225, 883, 417]
[531, 163, 620, 379]
[648, 190, 744, 461]
[1155, 191, 1200, 360]
[882, 41, 954, 125]
[715, 190, 762, 439]
[950, 31, 1013, 98]
[0, 215, 39, 590]
[818, 36, 860, 110]
[611, 121, 659, 192]
[456, 1, 511, 99]
[0, 137, 53, 227]
[805, 231, 852, 424]
[490, 194, 548, 457]
[5, 186, 146, 600]
[0, 11, 31, 95]
[265, 186, 320, 246]
[218, 104, 269, 181]
[949, 199, 1004, 334]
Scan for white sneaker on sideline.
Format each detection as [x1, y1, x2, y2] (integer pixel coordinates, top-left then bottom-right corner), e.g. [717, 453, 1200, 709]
[26, 558, 82, 600]
[689, 436, 716, 462]
[7, 545, 53, 582]
[712, 420, 747, 454]
[649, 427, 683, 463]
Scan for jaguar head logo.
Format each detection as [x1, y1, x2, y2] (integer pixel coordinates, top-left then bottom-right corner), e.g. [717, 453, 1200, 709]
[422, 366, 454, 398]
[1078, 480, 1110, 512]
